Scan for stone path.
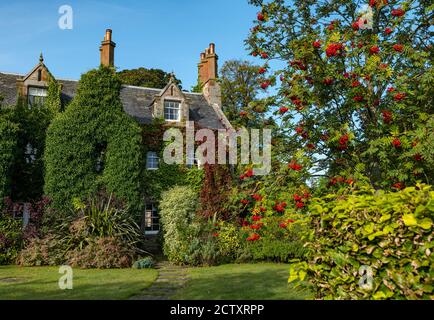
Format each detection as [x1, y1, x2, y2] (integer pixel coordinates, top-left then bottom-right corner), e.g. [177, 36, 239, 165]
[130, 261, 189, 300]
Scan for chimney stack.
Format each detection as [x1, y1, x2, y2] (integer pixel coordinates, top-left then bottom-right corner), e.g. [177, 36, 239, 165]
[198, 43, 221, 107]
[100, 29, 116, 67]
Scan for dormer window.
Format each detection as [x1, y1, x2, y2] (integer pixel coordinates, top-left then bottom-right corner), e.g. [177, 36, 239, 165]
[28, 87, 47, 107]
[164, 100, 181, 121]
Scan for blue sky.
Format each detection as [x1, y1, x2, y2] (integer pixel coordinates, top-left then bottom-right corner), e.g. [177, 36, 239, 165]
[0, 0, 257, 89]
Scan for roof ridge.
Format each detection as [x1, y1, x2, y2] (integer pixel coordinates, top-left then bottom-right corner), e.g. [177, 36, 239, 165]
[0, 71, 24, 77]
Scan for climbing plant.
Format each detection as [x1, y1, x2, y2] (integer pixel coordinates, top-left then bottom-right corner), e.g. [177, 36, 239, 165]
[44, 66, 144, 215]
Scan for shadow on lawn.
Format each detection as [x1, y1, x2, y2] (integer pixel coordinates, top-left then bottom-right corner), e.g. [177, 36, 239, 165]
[174, 265, 312, 300]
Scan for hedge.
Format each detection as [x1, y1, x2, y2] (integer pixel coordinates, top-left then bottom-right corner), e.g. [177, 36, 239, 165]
[289, 184, 434, 300]
[44, 66, 144, 215]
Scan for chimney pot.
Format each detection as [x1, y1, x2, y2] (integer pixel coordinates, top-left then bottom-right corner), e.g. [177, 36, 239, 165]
[209, 43, 215, 54]
[200, 52, 206, 60]
[106, 29, 112, 41]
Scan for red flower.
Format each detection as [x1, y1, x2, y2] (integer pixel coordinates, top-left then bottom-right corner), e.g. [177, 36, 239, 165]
[382, 110, 392, 124]
[273, 203, 285, 213]
[369, 0, 376, 7]
[392, 182, 404, 190]
[261, 52, 269, 59]
[252, 52, 258, 57]
[306, 143, 315, 150]
[244, 169, 253, 178]
[296, 202, 305, 209]
[393, 44, 404, 52]
[353, 96, 364, 102]
[239, 111, 247, 117]
[240, 199, 250, 205]
[394, 92, 406, 101]
[258, 67, 267, 74]
[326, 43, 344, 58]
[352, 21, 359, 31]
[279, 223, 287, 229]
[295, 127, 303, 135]
[242, 220, 250, 227]
[257, 12, 265, 21]
[279, 107, 289, 114]
[213, 233, 219, 237]
[293, 194, 302, 202]
[313, 40, 321, 48]
[287, 219, 295, 223]
[288, 160, 303, 171]
[346, 178, 354, 185]
[391, 8, 405, 17]
[252, 194, 263, 202]
[252, 215, 262, 222]
[351, 80, 361, 87]
[303, 192, 311, 199]
[239, 174, 245, 180]
[250, 224, 261, 230]
[385, 27, 393, 35]
[392, 138, 401, 148]
[387, 87, 395, 92]
[261, 81, 270, 90]
[247, 233, 261, 241]
[370, 45, 380, 54]
[414, 154, 423, 161]
[323, 78, 334, 85]
[339, 134, 349, 146]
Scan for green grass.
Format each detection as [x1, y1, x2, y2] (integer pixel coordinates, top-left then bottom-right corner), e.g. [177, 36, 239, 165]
[0, 266, 158, 300]
[172, 263, 312, 300]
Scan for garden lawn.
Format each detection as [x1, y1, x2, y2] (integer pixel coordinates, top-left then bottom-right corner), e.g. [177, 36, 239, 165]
[0, 266, 158, 300]
[173, 263, 312, 300]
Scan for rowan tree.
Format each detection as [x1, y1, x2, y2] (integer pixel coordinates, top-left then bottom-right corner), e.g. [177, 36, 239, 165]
[246, 0, 434, 189]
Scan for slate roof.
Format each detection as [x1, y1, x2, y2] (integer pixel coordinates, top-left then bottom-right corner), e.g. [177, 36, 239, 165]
[0, 72, 226, 130]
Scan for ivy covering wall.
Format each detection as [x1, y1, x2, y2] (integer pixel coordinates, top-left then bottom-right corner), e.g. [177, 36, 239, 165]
[0, 101, 19, 207]
[44, 67, 144, 215]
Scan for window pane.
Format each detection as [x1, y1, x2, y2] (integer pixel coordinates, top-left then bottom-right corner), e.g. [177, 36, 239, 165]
[164, 101, 180, 121]
[147, 151, 159, 170]
[144, 204, 160, 233]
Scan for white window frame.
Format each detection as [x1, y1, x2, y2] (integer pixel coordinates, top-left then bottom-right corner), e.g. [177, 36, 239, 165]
[144, 203, 160, 235]
[28, 87, 47, 107]
[146, 151, 159, 170]
[164, 100, 181, 122]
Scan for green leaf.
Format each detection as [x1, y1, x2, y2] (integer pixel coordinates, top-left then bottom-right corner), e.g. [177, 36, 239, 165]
[402, 214, 417, 227]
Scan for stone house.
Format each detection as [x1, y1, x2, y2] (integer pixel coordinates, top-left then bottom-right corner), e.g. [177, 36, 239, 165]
[0, 29, 232, 235]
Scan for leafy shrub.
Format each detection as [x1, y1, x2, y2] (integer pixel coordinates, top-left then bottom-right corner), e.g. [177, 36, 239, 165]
[159, 186, 199, 264]
[17, 235, 66, 266]
[67, 237, 134, 269]
[68, 191, 143, 251]
[133, 257, 155, 269]
[246, 239, 306, 262]
[215, 221, 242, 261]
[290, 184, 434, 300]
[19, 191, 143, 268]
[0, 214, 22, 265]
